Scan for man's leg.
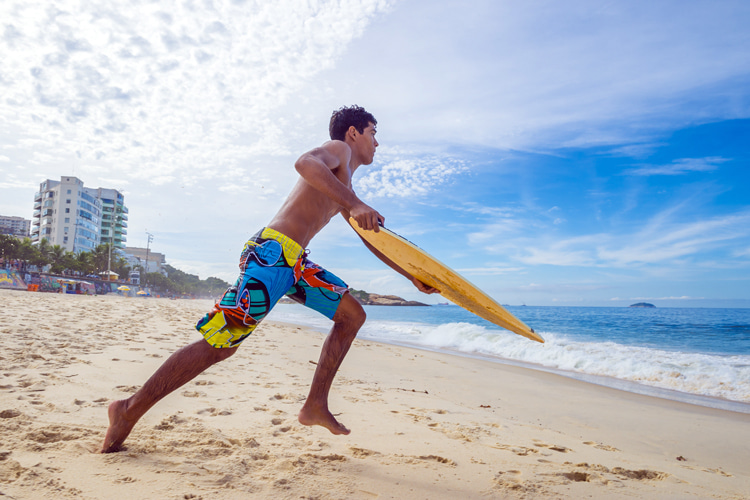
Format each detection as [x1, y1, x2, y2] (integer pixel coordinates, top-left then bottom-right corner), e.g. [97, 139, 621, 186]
[101, 339, 236, 453]
[298, 293, 365, 435]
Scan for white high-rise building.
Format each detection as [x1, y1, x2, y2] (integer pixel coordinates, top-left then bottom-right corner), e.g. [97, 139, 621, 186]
[94, 187, 129, 249]
[0, 215, 31, 237]
[31, 176, 128, 253]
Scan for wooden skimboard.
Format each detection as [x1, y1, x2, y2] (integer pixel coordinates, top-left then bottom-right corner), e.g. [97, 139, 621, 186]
[349, 218, 543, 343]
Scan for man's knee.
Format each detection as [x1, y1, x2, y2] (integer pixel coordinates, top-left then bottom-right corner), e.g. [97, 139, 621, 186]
[334, 295, 366, 332]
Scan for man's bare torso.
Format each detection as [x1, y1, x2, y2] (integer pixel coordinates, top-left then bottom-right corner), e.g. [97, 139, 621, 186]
[266, 149, 353, 247]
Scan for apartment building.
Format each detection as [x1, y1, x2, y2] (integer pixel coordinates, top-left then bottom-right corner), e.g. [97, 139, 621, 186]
[31, 176, 128, 253]
[0, 215, 31, 237]
[94, 187, 129, 249]
[122, 247, 166, 274]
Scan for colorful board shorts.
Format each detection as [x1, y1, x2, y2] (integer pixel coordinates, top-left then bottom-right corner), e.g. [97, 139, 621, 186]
[196, 228, 349, 348]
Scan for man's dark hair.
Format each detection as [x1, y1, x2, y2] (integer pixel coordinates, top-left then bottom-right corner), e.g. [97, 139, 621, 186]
[329, 105, 377, 141]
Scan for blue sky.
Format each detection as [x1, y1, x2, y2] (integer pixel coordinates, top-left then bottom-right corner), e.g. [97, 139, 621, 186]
[1, 0, 749, 307]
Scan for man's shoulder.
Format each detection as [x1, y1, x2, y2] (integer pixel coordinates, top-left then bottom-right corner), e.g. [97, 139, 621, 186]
[310, 140, 352, 168]
[319, 139, 350, 155]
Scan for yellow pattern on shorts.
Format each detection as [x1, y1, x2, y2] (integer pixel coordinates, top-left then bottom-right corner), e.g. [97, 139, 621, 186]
[199, 309, 256, 348]
[260, 227, 304, 266]
[239, 228, 303, 268]
[197, 228, 305, 349]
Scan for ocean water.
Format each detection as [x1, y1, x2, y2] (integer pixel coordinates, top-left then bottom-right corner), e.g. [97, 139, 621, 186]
[266, 304, 750, 413]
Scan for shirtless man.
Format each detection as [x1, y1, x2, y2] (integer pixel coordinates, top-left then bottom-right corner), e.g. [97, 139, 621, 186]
[102, 105, 438, 453]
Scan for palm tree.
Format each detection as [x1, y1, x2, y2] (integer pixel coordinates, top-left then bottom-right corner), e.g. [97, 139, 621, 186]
[75, 251, 95, 276]
[17, 238, 39, 269]
[48, 245, 68, 274]
[91, 244, 111, 274]
[112, 254, 131, 281]
[36, 239, 52, 269]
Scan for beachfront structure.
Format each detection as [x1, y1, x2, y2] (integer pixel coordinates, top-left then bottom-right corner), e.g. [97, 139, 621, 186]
[0, 215, 31, 237]
[31, 176, 128, 253]
[122, 247, 166, 274]
[93, 187, 129, 249]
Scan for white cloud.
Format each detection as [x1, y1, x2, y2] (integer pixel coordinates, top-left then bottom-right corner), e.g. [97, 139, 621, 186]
[623, 157, 730, 176]
[515, 282, 610, 293]
[355, 155, 467, 198]
[457, 267, 525, 275]
[612, 296, 705, 301]
[327, 0, 750, 151]
[0, 0, 396, 277]
[0, 173, 37, 190]
[466, 199, 750, 270]
[511, 210, 750, 268]
[0, 0, 395, 189]
[596, 211, 750, 266]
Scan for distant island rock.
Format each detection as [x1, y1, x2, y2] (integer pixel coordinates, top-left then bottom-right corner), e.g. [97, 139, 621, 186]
[278, 288, 429, 306]
[349, 288, 429, 306]
[629, 302, 655, 308]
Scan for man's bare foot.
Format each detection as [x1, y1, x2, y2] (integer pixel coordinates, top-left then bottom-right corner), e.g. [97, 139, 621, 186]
[101, 400, 137, 453]
[298, 404, 350, 435]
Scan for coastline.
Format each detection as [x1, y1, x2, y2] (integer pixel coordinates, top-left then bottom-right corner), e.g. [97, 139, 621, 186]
[1, 289, 748, 498]
[351, 338, 750, 415]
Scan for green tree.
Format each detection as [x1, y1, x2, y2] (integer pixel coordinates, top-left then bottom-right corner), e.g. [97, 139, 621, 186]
[18, 238, 41, 268]
[204, 276, 230, 296]
[91, 244, 111, 273]
[153, 264, 230, 297]
[0, 234, 19, 264]
[111, 253, 131, 280]
[48, 245, 68, 274]
[144, 272, 179, 294]
[36, 239, 52, 269]
[74, 251, 95, 275]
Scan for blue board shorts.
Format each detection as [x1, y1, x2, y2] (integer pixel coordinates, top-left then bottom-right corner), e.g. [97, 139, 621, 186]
[196, 227, 349, 348]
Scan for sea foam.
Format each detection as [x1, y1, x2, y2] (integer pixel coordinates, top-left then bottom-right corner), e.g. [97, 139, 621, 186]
[268, 305, 750, 407]
[358, 320, 750, 404]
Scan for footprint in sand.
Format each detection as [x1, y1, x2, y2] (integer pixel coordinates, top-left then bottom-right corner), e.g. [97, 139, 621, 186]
[181, 390, 206, 398]
[583, 441, 620, 452]
[534, 440, 572, 453]
[115, 385, 139, 393]
[154, 414, 187, 431]
[350, 447, 381, 459]
[492, 470, 543, 495]
[491, 444, 538, 456]
[561, 462, 669, 482]
[416, 454, 455, 466]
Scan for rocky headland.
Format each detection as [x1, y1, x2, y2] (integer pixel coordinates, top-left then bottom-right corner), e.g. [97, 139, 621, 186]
[277, 288, 429, 306]
[349, 289, 429, 306]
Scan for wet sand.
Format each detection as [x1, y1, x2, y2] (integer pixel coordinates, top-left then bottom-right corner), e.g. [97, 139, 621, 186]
[1, 288, 748, 499]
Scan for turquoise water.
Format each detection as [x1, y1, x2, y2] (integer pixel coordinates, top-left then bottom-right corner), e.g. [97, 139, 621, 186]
[266, 304, 750, 412]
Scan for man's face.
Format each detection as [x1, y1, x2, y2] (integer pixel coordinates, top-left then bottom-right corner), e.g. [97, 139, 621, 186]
[355, 122, 378, 165]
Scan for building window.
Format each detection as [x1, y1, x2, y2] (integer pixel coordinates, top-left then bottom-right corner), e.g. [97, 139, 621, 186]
[63, 236, 68, 243]
[66, 199, 71, 204]
[65, 208, 70, 213]
[64, 218, 70, 223]
[67, 189, 71, 194]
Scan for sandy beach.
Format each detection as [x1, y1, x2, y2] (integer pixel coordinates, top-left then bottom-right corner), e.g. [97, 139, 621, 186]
[0, 288, 748, 499]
